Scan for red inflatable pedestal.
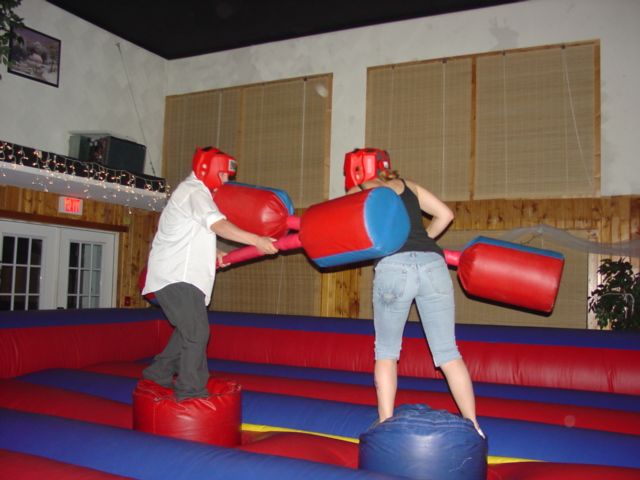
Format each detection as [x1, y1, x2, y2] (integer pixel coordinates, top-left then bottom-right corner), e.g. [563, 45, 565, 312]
[133, 378, 241, 447]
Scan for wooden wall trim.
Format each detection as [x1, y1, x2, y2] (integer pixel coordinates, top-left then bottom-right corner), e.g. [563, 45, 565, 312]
[0, 209, 129, 233]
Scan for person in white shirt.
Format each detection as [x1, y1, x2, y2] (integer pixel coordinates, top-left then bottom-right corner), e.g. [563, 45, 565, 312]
[141, 146, 278, 401]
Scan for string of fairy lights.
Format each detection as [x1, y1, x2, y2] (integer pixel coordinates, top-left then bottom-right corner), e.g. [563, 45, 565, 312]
[0, 141, 168, 211]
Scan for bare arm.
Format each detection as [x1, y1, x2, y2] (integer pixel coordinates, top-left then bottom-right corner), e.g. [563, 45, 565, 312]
[405, 180, 454, 239]
[210, 219, 278, 254]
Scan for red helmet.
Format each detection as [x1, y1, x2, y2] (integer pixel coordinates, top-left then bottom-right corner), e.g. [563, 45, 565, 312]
[192, 146, 237, 190]
[343, 148, 391, 191]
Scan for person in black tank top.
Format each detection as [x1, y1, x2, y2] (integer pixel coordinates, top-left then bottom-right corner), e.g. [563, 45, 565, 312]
[345, 148, 483, 438]
[395, 179, 445, 256]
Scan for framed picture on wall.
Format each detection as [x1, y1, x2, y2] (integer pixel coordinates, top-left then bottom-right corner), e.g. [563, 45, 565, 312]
[8, 25, 61, 88]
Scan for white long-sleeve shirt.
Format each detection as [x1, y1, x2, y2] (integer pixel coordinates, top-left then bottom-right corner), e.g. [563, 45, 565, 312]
[142, 172, 226, 305]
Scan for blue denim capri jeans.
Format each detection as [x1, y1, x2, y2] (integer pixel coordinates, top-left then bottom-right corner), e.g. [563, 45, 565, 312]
[372, 251, 461, 367]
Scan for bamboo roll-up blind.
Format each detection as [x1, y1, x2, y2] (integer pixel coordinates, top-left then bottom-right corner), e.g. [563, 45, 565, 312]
[211, 249, 321, 316]
[366, 41, 599, 201]
[366, 59, 472, 201]
[475, 43, 597, 199]
[163, 75, 331, 315]
[163, 89, 242, 189]
[163, 75, 330, 207]
[357, 229, 589, 329]
[237, 76, 328, 207]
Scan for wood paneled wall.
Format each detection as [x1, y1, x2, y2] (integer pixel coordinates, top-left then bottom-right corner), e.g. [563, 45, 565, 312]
[0, 185, 159, 308]
[2, 186, 638, 319]
[320, 196, 640, 320]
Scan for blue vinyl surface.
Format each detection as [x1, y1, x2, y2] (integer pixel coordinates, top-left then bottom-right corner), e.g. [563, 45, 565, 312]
[24, 357, 638, 414]
[206, 359, 640, 413]
[0, 409, 396, 480]
[14, 368, 640, 468]
[0, 307, 163, 328]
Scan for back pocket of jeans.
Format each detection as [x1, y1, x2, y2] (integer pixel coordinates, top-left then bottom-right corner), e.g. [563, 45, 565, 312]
[373, 263, 408, 303]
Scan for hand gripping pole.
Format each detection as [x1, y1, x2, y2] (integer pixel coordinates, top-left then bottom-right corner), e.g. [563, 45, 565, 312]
[219, 187, 409, 269]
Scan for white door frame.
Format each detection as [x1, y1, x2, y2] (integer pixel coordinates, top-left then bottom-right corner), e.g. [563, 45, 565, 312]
[0, 219, 117, 310]
[58, 228, 117, 309]
[0, 220, 58, 309]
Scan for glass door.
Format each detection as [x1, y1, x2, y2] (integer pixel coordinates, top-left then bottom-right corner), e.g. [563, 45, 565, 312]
[58, 229, 115, 309]
[0, 221, 57, 310]
[0, 220, 116, 311]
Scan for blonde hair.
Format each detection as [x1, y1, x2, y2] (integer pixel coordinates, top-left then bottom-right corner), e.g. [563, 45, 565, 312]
[378, 169, 400, 181]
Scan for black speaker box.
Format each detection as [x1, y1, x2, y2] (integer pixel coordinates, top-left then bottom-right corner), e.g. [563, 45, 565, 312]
[70, 135, 146, 175]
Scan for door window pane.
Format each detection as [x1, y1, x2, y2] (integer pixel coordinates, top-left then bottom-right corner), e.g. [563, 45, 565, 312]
[29, 267, 40, 293]
[2, 236, 14, 263]
[0, 266, 12, 294]
[92, 247, 102, 270]
[67, 242, 103, 309]
[69, 242, 79, 268]
[81, 244, 92, 268]
[0, 235, 41, 311]
[0, 296, 10, 310]
[68, 269, 78, 294]
[14, 266, 27, 293]
[91, 271, 100, 295]
[28, 296, 38, 309]
[31, 239, 42, 265]
[81, 269, 91, 292]
[16, 237, 29, 264]
[13, 295, 25, 310]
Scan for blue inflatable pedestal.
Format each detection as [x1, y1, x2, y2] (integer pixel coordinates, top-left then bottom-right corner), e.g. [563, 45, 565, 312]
[358, 404, 487, 480]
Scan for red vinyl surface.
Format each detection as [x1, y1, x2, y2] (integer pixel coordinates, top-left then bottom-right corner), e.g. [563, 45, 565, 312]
[4, 319, 639, 396]
[0, 379, 131, 428]
[0, 321, 170, 379]
[239, 432, 359, 468]
[2, 310, 639, 479]
[488, 461, 640, 480]
[208, 325, 640, 395]
[0, 449, 133, 480]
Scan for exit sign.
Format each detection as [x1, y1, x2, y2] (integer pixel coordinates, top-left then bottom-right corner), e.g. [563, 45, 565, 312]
[58, 196, 83, 215]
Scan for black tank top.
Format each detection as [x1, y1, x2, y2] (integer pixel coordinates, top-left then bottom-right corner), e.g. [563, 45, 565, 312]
[359, 180, 444, 258]
[394, 180, 444, 257]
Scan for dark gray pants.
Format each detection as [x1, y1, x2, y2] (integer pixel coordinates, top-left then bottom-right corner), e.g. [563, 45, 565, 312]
[142, 282, 210, 401]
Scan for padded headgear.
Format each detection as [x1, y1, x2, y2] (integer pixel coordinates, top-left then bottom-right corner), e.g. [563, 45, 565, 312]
[192, 146, 237, 190]
[343, 148, 391, 191]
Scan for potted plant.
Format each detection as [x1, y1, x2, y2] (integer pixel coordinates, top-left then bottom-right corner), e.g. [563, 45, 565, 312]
[588, 258, 640, 331]
[1, 0, 24, 79]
